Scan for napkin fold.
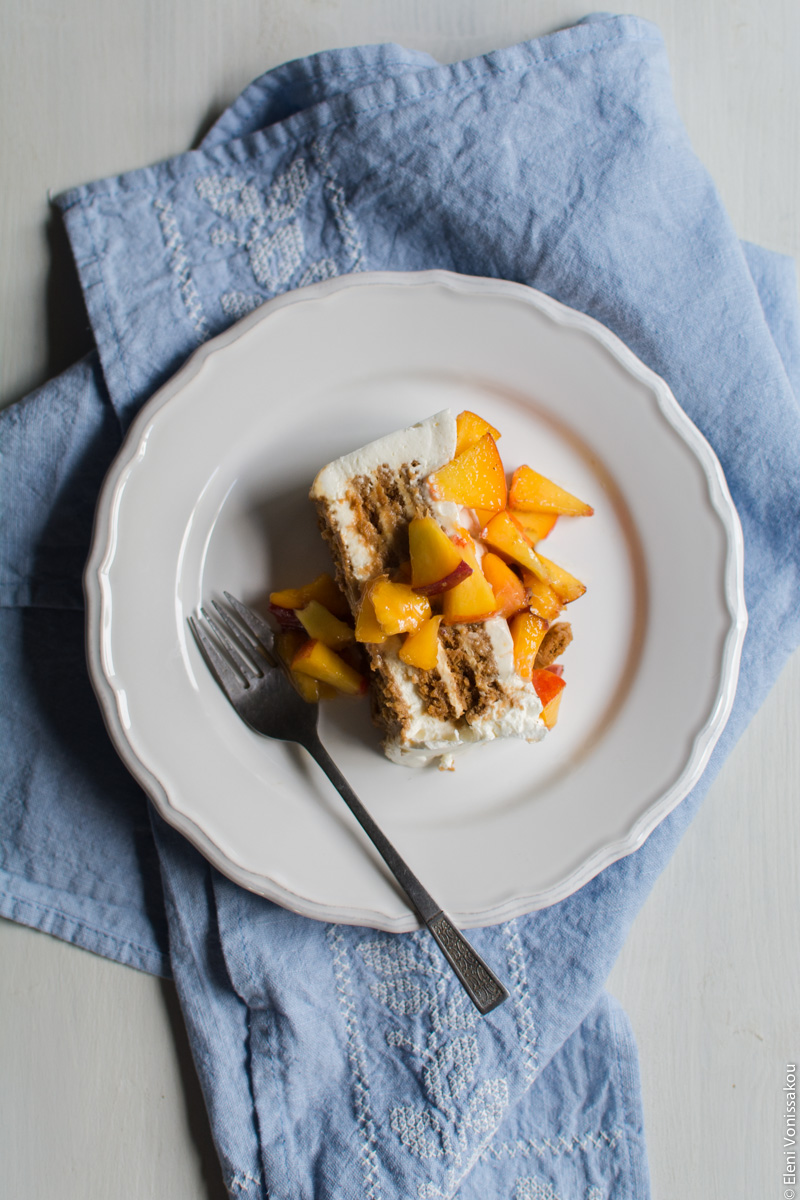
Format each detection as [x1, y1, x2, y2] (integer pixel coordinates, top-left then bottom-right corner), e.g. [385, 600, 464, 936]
[2, 14, 800, 1199]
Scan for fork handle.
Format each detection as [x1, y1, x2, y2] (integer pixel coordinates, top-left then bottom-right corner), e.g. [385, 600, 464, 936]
[305, 737, 509, 1016]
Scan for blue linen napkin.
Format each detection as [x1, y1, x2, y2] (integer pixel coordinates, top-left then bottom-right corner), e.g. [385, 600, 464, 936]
[2, 13, 800, 1198]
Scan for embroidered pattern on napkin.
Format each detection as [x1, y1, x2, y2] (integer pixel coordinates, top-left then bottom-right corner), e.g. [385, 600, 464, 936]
[190, 141, 364, 324]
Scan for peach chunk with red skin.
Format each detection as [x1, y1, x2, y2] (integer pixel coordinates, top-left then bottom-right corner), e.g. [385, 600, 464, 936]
[427, 433, 508, 512]
[441, 531, 499, 625]
[408, 516, 473, 595]
[530, 668, 566, 729]
[509, 465, 593, 517]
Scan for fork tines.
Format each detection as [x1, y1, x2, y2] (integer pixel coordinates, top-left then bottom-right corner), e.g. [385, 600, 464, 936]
[189, 594, 276, 692]
[223, 591, 275, 654]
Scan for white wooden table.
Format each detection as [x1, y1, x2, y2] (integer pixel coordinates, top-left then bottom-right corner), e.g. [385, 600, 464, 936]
[2, 4, 798, 1197]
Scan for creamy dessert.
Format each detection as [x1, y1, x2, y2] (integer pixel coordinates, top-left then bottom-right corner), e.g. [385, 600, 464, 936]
[268, 409, 591, 769]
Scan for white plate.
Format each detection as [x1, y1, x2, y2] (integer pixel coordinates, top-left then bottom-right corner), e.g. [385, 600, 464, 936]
[85, 271, 746, 930]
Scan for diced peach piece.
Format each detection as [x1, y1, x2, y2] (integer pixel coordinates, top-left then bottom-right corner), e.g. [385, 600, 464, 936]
[355, 581, 389, 644]
[270, 572, 350, 619]
[455, 410, 502, 456]
[509, 466, 593, 517]
[534, 553, 586, 603]
[370, 577, 432, 636]
[291, 671, 327, 703]
[309, 573, 350, 618]
[274, 631, 336, 701]
[521, 571, 564, 622]
[531, 669, 566, 729]
[541, 690, 564, 728]
[270, 587, 310, 611]
[291, 639, 368, 695]
[442, 531, 499, 625]
[509, 612, 549, 679]
[473, 507, 500, 531]
[398, 614, 443, 670]
[482, 511, 558, 587]
[509, 511, 557, 542]
[408, 516, 473, 595]
[481, 552, 530, 619]
[296, 599, 355, 649]
[427, 433, 508, 512]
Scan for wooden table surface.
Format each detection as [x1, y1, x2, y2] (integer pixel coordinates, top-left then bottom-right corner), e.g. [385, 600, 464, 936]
[2, 4, 798, 1197]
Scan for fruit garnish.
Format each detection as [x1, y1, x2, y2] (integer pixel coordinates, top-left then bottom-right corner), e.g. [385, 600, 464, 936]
[291, 639, 368, 695]
[398, 614, 444, 670]
[481, 552, 530, 619]
[296, 599, 355, 649]
[473, 507, 501, 531]
[509, 611, 549, 678]
[454, 409, 502, 456]
[270, 572, 350, 619]
[482, 511, 559, 587]
[508, 511, 557, 542]
[355, 581, 389, 644]
[274, 630, 337, 701]
[521, 571, 564, 621]
[408, 515, 473, 595]
[274, 408, 590, 724]
[530, 669, 566, 728]
[370, 578, 432, 636]
[441, 531, 499, 625]
[509, 466, 593, 517]
[534, 553, 586, 603]
[427, 433, 507, 511]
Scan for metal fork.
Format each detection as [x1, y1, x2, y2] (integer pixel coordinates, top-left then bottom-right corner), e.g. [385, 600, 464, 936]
[188, 592, 509, 1016]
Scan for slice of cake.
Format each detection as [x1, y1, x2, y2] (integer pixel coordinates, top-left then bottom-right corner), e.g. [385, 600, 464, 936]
[309, 410, 577, 768]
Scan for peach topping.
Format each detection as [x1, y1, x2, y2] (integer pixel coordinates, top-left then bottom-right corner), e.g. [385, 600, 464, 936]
[454, 409, 502, 456]
[427, 432, 507, 512]
[509, 465, 593, 517]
